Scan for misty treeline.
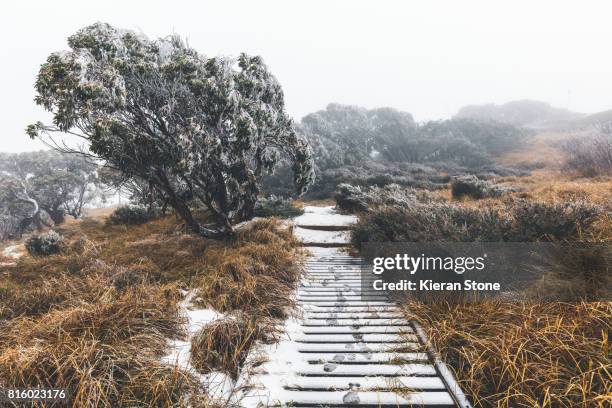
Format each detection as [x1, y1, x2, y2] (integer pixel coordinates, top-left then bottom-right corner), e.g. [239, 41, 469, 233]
[264, 103, 529, 197]
[10, 22, 609, 240]
[0, 151, 101, 240]
[455, 99, 584, 127]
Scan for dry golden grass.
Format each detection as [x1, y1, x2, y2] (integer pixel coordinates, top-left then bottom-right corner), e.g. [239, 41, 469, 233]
[190, 316, 279, 378]
[403, 300, 611, 408]
[460, 171, 612, 242]
[361, 167, 611, 407]
[192, 218, 304, 318]
[498, 131, 573, 169]
[0, 282, 201, 407]
[441, 171, 612, 241]
[444, 170, 611, 207]
[0, 212, 303, 407]
[497, 170, 612, 204]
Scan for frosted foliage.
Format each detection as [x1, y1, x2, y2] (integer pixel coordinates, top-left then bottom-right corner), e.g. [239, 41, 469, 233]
[30, 23, 314, 237]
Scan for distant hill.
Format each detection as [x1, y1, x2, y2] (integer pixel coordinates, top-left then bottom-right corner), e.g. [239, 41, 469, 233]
[455, 100, 585, 128]
[566, 109, 612, 129]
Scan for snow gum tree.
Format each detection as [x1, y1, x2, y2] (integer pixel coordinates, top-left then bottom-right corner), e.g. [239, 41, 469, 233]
[28, 23, 314, 237]
[0, 151, 99, 236]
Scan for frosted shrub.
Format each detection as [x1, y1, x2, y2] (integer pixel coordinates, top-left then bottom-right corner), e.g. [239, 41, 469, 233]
[451, 175, 516, 199]
[335, 183, 436, 213]
[508, 199, 601, 241]
[29, 23, 314, 237]
[335, 184, 371, 212]
[108, 206, 150, 225]
[25, 231, 64, 256]
[562, 133, 612, 176]
[352, 204, 508, 246]
[352, 198, 601, 246]
[253, 196, 304, 218]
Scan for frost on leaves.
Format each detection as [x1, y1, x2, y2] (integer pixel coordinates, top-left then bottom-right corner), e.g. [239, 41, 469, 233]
[30, 23, 314, 237]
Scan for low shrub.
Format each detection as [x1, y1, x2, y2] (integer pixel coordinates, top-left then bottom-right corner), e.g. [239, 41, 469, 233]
[335, 183, 419, 212]
[562, 132, 612, 176]
[352, 199, 601, 246]
[25, 230, 64, 256]
[335, 184, 371, 212]
[254, 196, 304, 218]
[509, 199, 602, 241]
[108, 206, 151, 225]
[310, 162, 449, 198]
[451, 175, 516, 199]
[352, 203, 508, 245]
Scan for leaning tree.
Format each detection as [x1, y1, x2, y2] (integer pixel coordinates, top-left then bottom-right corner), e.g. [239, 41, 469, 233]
[28, 23, 314, 237]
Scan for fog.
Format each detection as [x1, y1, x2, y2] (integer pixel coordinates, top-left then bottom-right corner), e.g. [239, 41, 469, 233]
[2, 0, 612, 152]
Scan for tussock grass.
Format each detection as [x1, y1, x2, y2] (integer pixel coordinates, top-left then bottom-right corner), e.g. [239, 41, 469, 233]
[190, 316, 279, 378]
[403, 300, 611, 408]
[350, 173, 611, 407]
[0, 283, 199, 407]
[0, 212, 303, 406]
[193, 218, 304, 318]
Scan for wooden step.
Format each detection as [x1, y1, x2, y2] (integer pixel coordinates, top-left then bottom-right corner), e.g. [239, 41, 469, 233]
[284, 375, 445, 390]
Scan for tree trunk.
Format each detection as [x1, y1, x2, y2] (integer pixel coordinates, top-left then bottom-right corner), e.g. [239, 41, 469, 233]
[155, 171, 223, 238]
[44, 207, 66, 225]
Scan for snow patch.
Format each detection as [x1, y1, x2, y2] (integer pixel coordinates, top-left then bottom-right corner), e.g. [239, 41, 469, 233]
[294, 227, 352, 244]
[236, 317, 307, 407]
[306, 246, 351, 257]
[161, 291, 235, 404]
[2, 244, 24, 259]
[1, 244, 25, 265]
[293, 205, 357, 227]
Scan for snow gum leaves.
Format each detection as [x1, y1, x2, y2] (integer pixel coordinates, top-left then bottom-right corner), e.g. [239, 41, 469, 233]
[31, 23, 315, 236]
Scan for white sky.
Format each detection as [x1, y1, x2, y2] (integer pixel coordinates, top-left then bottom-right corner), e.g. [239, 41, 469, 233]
[2, 0, 612, 152]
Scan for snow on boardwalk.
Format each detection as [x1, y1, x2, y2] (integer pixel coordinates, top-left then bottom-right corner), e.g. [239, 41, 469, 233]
[293, 205, 357, 229]
[240, 206, 472, 407]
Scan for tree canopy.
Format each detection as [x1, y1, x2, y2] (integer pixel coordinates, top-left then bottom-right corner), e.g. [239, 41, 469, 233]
[29, 23, 314, 237]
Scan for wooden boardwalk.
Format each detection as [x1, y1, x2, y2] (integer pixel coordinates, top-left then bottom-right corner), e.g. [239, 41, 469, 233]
[241, 206, 471, 407]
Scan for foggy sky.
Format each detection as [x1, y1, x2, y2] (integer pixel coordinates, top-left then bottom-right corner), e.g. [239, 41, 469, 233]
[2, 0, 612, 152]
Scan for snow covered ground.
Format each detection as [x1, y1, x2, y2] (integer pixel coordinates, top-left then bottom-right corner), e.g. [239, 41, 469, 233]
[292, 205, 355, 245]
[0, 243, 25, 266]
[161, 291, 236, 403]
[238, 317, 315, 407]
[293, 226, 352, 245]
[293, 205, 357, 227]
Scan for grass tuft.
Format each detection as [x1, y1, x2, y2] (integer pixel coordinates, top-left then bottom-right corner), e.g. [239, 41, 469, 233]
[190, 316, 279, 379]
